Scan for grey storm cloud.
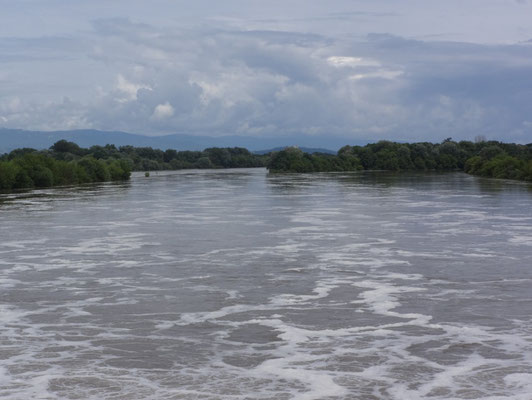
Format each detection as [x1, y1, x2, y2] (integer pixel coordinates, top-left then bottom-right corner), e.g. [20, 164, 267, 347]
[1, 0, 532, 142]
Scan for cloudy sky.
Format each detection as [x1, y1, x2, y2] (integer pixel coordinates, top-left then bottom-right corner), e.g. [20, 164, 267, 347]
[1, 0, 532, 143]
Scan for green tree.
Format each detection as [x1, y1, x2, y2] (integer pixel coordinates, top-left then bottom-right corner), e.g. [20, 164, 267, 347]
[51, 140, 82, 155]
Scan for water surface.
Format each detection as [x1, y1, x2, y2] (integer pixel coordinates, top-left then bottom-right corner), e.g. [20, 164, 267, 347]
[1, 169, 532, 399]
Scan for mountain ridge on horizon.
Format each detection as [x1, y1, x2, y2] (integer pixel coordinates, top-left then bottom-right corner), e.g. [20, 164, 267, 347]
[0, 128, 365, 154]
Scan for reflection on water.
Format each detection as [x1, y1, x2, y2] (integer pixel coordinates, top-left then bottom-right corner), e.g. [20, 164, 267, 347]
[1, 168, 532, 399]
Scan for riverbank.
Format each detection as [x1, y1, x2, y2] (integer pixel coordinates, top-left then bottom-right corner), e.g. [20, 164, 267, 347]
[266, 140, 532, 182]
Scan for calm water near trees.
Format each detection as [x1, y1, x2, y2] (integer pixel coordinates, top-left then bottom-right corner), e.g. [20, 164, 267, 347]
[1, 169, 532, 399]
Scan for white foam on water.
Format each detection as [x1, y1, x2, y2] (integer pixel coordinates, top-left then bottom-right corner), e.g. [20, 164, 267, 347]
[504, 373, 532, 392]
[508, 235, 532, 246]
[225, 290, 241, 300]
[1, 171, 532, 399]
[352, 280, 431, 325]
[176, 304, 273, 326]
[0, 366, 11, 387]
[0, 278, 22, 288]
[255, 359, 348, 400]
[0, 304, 30, 324]
[270, 279, 340, 305]
[0, 238, 48, 250]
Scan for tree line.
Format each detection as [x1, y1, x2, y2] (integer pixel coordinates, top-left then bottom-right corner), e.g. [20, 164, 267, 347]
[46, 140, 266, 171]
[0, 140, 267, 191]
[267, 139, 532, 182]
[0, 149, 131, 191]
[2, 139, 531, 191]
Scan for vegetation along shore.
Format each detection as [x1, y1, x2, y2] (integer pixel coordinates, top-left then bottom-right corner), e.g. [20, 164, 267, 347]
[0, 140, 267, 191]
[1, 139, 531, 191]
[267, 139, 532, 182]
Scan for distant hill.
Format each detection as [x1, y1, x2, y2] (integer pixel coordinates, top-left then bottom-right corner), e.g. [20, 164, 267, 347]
[0, 128, 365, 154]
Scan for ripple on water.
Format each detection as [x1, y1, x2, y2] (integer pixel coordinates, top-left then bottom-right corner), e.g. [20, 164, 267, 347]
[0, 170, 531, 399]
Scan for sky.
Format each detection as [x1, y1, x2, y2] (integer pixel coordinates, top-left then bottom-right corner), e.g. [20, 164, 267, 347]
[1, 0, 532, 143]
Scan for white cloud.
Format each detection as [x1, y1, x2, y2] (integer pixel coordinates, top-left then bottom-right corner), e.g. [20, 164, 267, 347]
[115, 74, 151, 102]
[349, 70, 403, 80]
[327, 56, 380, 68]
[151, 102, 174, 120]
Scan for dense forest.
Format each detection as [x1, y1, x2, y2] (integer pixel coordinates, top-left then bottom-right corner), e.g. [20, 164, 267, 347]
[0, 140, 267, 191]
[267, 139, 532, 182]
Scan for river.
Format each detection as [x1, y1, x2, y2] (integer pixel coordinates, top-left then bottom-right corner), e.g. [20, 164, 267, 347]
[1, 169, 532, 399]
